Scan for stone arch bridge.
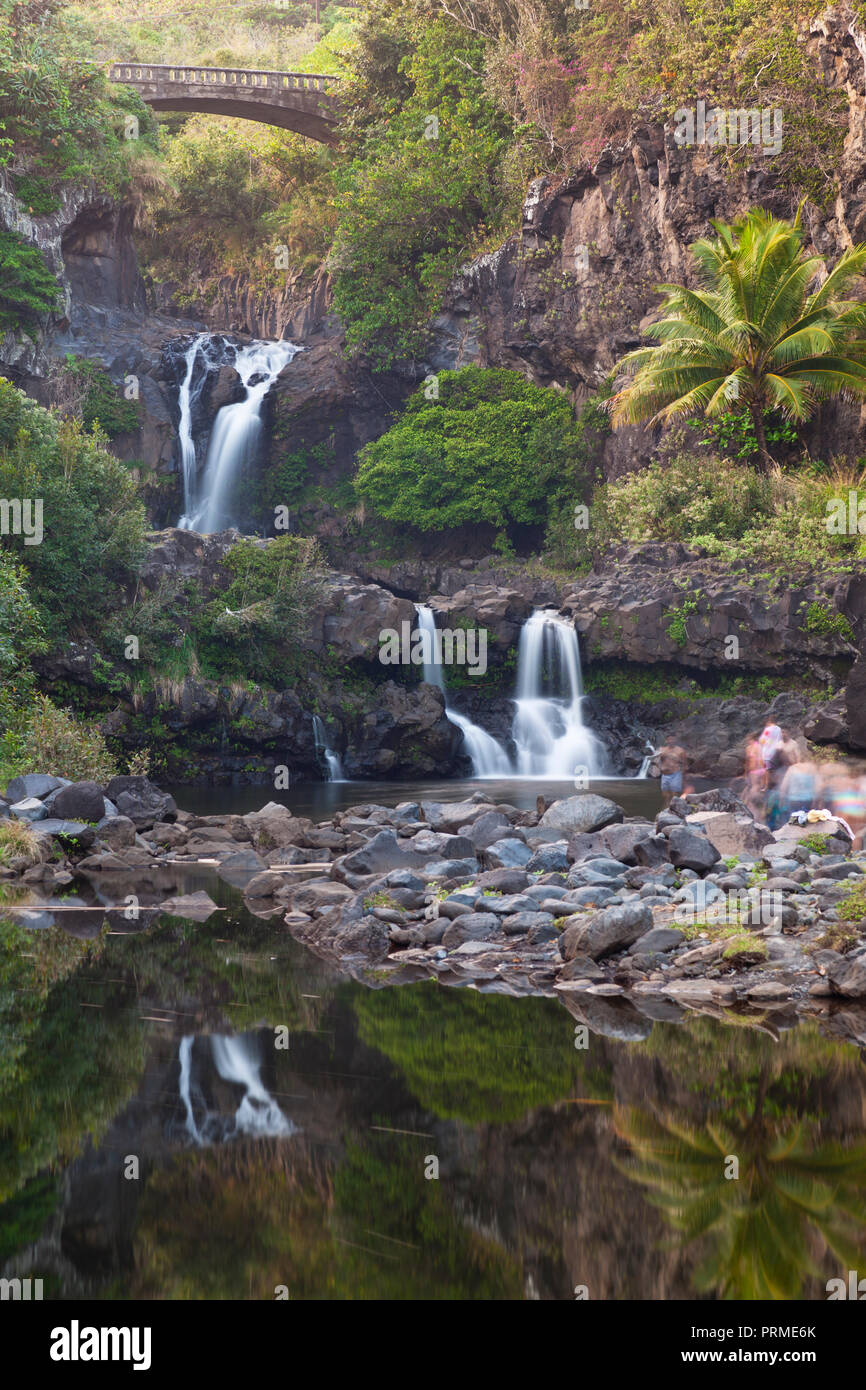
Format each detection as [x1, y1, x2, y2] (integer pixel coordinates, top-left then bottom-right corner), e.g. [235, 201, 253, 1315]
[109, 63, 341, 143]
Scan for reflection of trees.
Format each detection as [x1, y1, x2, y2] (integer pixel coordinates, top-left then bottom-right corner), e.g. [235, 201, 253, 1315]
[616, 1021, 866, 1299]
[352, 981, 609, 1124]
[128, 1132, 521, 1300]
[0, 908, 333, 1206]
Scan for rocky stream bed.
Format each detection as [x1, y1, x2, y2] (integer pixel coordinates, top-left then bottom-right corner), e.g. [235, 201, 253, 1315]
[6, 774, 866, 1051]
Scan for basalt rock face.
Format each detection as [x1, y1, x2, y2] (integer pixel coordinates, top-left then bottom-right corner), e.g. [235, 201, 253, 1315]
[561, 544, 862, 675]
[425, 8, 866, 475]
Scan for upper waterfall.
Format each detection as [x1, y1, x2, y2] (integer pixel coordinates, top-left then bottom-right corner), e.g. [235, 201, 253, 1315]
[175, 335, 301, 533]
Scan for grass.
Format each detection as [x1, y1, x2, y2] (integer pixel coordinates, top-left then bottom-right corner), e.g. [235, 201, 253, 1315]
[721, 932, 770, 965]
[0, 820, 41, 868]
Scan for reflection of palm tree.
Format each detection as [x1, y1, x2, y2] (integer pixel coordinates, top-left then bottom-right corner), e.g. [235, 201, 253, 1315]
[615, 1082, 866, 1299]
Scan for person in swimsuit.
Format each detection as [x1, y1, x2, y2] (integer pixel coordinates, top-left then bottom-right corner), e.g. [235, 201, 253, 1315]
[658, 734, 688, 806]
[743, 730, 767, 819]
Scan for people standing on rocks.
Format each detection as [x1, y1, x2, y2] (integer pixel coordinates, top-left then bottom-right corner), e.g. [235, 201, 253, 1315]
[779, 755, 818, 819]
[657, 733, 688, 806]
[763, 725, 799, 829]
[826, 766, 866, 849]
[743, 730, 767, 819]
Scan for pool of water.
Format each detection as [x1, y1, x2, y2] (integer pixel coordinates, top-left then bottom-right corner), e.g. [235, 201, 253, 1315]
[166, 775, 683, 821]
[1, 874, 864, 1301]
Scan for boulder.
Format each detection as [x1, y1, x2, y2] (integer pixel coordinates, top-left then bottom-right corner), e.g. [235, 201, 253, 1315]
[599, 822, 655, 864]
[34, 818, 96, 849]
[503, 911, 555, 937]
[10, 797, 47, 821]
[540, 794, 624, 834]
[667, 825, 721, 873]
[243, 802, 308, 850]
[5, 773, 65, 802]
[94, 815, 136, 849]
[51, 780, 107, 824]
[559, 902, 653, 961]
[628, 926, 684, 954]
[814, 949, 866, 998]
[441, 911, 499, 947]
[480, 838, 533, 869]
[104, 776, 177, 829]
[217, 849, 268, 886]
[467, 812, 515, 850]
[337, 830, 420, 878]
[526, 843, 570, 873]
[685, 810, 772, 857]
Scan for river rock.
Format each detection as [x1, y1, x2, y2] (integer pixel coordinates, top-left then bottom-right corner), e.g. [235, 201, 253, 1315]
[598, 822, 656, 864]
[685, 810, 773, 857]
[526, 843, 569, 873]
[667, 825, 720, 873]
[104, 776, 177, 829]
[94, 814, 136, 849]
[467, 811, 514, 849]
[10, 797, 47, 821]
[540, 794, 624, 834]
[481, 838, 533, 869]
[559, 902, 653, 961]
[51, 780, 107, 824]
[628, 926, 684, 954]
[441, 911, 499, 947]
[34, 818, 96, 848]
[4, 774, 65, 802]
[422, 857, 478, 879]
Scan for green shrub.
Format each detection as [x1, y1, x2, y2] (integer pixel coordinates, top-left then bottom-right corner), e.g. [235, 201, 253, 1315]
[0, 230, 61, 333]
[355, 366, 590, 533]
[64, 357, 140, 439]
[2, 693, 118, 786]
[0, 379, 147, 635]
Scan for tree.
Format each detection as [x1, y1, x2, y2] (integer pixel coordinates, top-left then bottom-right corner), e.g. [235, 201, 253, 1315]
[354, 366, 589, 533]
[609, 209, 866, 470]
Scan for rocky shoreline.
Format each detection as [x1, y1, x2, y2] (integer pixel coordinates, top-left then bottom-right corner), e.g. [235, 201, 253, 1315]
[4, 773, 866, 1046]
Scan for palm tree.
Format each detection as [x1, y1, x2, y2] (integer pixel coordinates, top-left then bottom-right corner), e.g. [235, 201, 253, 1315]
[609, 209, 866, 470]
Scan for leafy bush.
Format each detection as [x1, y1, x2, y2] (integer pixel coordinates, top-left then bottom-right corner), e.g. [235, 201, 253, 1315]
[65, 357, 140, 438]
[591, 446, 866, 574]
[0, 379, 147, 635]
[2, 693, 118, 786]
[0, 229, 61, 333]
[355, 366, 591, 533]
[0, 1, 158, 201]
[331, 11, 516, 367]
[193, 535, 323, 683]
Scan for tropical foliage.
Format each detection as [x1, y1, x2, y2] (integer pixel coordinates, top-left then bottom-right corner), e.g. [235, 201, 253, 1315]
[610, 210, 866, 469]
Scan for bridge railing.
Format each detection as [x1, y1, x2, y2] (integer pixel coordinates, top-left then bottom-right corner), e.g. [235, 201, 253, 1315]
[109, 63, 338, 94]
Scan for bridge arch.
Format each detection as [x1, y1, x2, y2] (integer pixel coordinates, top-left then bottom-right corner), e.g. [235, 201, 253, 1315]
[110, 64, 341, 143]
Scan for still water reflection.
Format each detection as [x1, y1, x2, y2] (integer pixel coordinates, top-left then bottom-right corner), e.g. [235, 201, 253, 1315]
[1, 878, 865, 1300]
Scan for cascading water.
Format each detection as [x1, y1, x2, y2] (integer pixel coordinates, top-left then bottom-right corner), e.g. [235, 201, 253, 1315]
[511, 610, 604, 778]
[415, 604, 512, 778]
[176, 337, 301, 533]
[312, 715, 344, 782]
[177, 1032, 296, 1145]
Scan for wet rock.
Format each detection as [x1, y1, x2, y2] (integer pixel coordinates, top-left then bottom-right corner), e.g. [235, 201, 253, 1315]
[557, 954, 606, 982]
[598, 822, 656, 864]
[217, 849, 268, 887]
[423, 857, 478, 879]
[685, 810, 773, 857]
[466, 811, 514, 849]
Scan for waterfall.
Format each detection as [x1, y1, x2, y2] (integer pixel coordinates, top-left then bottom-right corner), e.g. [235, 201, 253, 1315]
[312, 714, 344, 782]
[415, 604, 512, 778]
[511, 610, 604, 778]
[637, 742, 656, 778]
[177, 337, 301, 533]
[175, 1033, 296, 1145]
[210, 1034, 295, 1139]
[178, 1035, 202, 1144]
